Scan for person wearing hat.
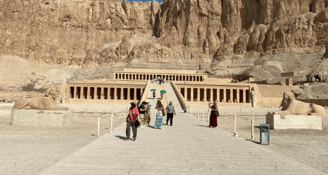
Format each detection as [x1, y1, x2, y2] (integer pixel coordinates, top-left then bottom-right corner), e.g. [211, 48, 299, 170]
[138, 101, 147, 128]
[126, 101, 139, 141]
[144, 100, 151, 127]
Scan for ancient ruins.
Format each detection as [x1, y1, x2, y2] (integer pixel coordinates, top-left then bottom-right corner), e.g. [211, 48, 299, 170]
[2, 0, 328, 174]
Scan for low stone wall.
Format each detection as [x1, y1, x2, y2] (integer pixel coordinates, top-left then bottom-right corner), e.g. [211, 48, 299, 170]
[257, 85, 296, 107]
[266, 114, 322, 130]
[171, 82, 187, 110]
[11, 110, 73, 127]
[138, 80, 151, 106]
[298, 99, 328, 107]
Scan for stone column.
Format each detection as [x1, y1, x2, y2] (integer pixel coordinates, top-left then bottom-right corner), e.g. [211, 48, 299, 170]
[217, 88, 220, 102]
[87, 87, 90, 99]
[197, 88, 200, 101]
[73, 86, 77, 99]
[210, 88, 213, 102]
[243, 89, 246, 103]
[114, 88, 117, 100]
[80, 87, 83, 99]
[223, 88, 226, 102]
[107, 87, 110, 100]
[127, 88, 130, 100]
[230, 88, 233, 103]
[204, 88, 207, 102]
[134, 88, 137, 100]
[237, 89, 240, 103]
[141, 88, 144, 98]
[101, 87, 104, 100]
[120, 88, 123, 100]
[94, 87, 97, 100]
[191, 88, 194, 101]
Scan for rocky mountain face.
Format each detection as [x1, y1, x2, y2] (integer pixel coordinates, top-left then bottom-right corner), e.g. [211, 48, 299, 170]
[2, 0, 328, 75]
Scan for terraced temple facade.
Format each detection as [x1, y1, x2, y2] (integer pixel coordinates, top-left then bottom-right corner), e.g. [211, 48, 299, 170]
[64, 69, 296, 107]
[113, 69, 207, 82]
[66, 81, 147, 104]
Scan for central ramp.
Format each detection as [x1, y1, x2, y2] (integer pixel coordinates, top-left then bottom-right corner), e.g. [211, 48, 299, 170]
[164, 83, 183, 112]
[39, 110, 324, 174]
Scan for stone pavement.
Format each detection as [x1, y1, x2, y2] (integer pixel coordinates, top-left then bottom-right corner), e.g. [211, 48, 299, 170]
[39, 83, 326, 175]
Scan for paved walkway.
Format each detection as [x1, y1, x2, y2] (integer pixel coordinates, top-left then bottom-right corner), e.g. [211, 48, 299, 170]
[39, 84, 326, 175]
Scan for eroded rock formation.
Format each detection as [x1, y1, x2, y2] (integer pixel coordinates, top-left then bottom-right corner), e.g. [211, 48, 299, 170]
[2, 0, 328, 68]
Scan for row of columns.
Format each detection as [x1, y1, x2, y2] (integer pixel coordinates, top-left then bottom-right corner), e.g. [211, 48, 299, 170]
[69, 86, 143, 101]
[180, 87, 249, 103]
[115, 73, 204, 82]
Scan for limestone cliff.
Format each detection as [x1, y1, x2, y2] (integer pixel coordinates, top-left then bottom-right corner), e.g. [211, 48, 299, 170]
[2, 0, 328, 75]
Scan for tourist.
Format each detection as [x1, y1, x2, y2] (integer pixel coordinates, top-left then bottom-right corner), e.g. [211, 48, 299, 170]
[126, 101, 139, 141]
[144, 101, 151, 126]
[160, 91, 163, 99]
[166, 101, 176, 126]
[208, 101, 219, 128]
[154, 100, 165, 129]
[138, 101, 147, 128]
[153, 91, 156, 99]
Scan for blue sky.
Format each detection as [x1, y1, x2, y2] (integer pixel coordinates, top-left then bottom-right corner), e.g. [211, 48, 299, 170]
[123, 0, 163, 2]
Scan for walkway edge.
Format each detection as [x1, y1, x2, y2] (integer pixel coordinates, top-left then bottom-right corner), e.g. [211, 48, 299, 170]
[188, 112, 328, 175]
[37, 124, 126, 175]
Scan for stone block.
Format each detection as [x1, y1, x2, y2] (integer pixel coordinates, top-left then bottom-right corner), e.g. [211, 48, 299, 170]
[281, 72, 295, 77]
[266, 114, 322, 130]
[11, 109, 73, 127]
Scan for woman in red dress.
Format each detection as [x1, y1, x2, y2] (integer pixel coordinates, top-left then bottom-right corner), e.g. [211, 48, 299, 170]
[209, 101, 219, 127]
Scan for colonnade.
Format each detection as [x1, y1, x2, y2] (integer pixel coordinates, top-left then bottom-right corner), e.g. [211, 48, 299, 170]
[179, 87, 250, 103]
[114, 73, 204, 82]
[69, 86, 145, 101]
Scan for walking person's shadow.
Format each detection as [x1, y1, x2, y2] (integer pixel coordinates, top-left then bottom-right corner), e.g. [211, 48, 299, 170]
[115, 135, 128, 141]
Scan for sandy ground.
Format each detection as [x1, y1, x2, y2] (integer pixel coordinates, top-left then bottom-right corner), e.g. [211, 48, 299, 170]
[191, 107, 328, 175]
[0, 109, 126, 175]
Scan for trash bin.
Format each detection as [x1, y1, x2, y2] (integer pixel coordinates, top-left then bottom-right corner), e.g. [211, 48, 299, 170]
[260, 124, 270, 145]
[184, 106, 187, 113]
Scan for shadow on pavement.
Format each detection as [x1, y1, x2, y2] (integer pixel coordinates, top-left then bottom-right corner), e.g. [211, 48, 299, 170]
[194, 124, 210, 128]
[115, 135, 128, 140]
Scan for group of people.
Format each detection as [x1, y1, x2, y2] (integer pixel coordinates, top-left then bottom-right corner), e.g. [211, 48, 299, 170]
[152, 78, 165, 85]
[125, 100, 176, 141]
[152, 90, 164, 100]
